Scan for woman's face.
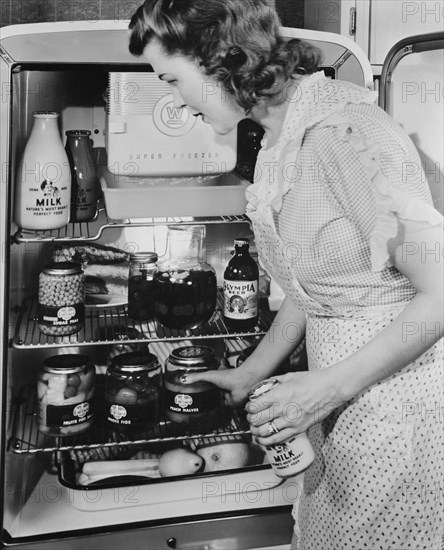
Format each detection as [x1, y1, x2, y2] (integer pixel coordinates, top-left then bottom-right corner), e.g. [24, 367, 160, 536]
[144, 39, 245, 135]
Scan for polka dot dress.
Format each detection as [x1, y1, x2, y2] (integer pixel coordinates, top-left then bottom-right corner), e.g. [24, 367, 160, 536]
[246, 73, 444, 549]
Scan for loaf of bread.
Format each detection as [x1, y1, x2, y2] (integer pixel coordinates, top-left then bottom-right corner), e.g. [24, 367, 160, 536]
[53, 243, 129, 296]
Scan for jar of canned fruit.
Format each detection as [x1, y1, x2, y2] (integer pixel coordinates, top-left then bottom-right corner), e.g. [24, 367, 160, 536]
[38, 261, 85, 336]
[37, 354, 95, 437]
[127, 251, 158, 322]
[105, 351, 161, 433]
[164, 345, 221, 431]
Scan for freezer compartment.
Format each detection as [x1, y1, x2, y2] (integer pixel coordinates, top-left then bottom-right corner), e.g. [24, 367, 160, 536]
[106, 72, 237, 177]
[99, 168, 249, 219]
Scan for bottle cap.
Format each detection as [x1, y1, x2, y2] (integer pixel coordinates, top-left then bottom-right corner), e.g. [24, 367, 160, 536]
[249, 378, 279, 399]
[65, 129, 92, 137]
[234, 237, 249, 246]
[33, 111, 59, 118]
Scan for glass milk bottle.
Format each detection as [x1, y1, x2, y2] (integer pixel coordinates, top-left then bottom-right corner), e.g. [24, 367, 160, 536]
[65, 130, 99, 222]
[15, 111, 71, 230]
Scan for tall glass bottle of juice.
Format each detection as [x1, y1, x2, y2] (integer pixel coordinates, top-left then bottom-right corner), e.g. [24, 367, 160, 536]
[65, 129, 99, 222]
[223, 237, 259, 331]
[15, 111, 71, 230]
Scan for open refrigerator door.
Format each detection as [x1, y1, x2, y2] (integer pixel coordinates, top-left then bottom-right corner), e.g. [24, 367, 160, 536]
[0, 22, 374, 549]
[379, 31, 444, 215]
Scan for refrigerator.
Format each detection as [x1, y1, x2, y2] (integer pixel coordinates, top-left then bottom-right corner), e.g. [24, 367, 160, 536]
[0, 21, 442, 549]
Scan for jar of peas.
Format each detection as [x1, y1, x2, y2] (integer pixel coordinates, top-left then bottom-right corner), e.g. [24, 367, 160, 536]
[38, 262, 85, 336]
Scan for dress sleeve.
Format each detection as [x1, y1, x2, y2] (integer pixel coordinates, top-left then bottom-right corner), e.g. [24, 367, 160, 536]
[312, 107, 443, 272]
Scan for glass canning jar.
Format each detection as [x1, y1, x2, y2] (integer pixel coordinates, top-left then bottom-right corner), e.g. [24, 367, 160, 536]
[38, 261, 85, 336]
[105, 351, 161, 433]
[154, 225, 217, 330]
[127, 251, 158, 322]
[37, 354, 95, 437]
[164, 345, 220, 430]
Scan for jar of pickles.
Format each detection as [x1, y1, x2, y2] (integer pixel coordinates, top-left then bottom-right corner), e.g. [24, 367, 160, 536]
[38, 261, 85, 336]
[105, 351, 161, 433]
[164, 345, 220, 430]
[37, 354, 95, 437]
[128, 251, 158, 321]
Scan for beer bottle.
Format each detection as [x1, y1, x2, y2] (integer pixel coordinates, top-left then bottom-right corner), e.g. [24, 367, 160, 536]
[223, 237, 259, 331]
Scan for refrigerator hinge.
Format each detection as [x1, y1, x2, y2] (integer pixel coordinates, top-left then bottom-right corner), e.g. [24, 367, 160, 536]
[349, 7, 357, 36]
[0, 44, 14, 65]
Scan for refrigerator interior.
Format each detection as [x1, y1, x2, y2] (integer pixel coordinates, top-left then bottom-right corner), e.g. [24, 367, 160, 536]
[0, 22, 375, 547]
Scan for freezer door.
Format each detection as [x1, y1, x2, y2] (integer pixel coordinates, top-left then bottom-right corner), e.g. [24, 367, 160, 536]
[379, 32, 444, 214]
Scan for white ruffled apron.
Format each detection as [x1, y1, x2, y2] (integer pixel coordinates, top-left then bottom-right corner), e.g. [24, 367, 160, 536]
[246, 73, 444, 549]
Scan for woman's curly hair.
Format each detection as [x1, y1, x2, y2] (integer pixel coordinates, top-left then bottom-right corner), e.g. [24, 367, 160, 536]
[129, 0, 322, 111]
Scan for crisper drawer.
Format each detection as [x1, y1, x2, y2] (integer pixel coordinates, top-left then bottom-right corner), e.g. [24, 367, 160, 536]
[4, 507, 293, 550]
[56, 448, 282, 512]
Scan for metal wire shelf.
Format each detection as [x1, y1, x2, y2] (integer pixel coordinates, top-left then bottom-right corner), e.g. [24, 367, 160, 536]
[12, 292, 273, 349]
[9, 384, 251, 455]
[13, 207, 250, 243]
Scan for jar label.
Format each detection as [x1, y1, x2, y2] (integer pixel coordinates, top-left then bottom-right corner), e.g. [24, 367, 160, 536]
[44, 400, 94, 428]
[37, 303, 85, 326]
[107, 401, 158, 427]
[223, 279, 258, 319]
[164, 388, 219, 415]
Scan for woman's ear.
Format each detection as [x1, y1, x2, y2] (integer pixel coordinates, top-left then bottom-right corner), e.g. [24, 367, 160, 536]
[222, 46, 247, 68]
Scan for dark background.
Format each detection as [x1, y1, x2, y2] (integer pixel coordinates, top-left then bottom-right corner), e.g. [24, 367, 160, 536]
[0, 0, 304, 28]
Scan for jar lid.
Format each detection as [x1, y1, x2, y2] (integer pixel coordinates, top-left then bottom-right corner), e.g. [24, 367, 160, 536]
[65, 129, 92, 136]
[43, 354, 92, 374]
[41, 261, 83, 276]
[168, 345, 215, 368]
[234, 237, 249, 246]
[110, 351, 160, 372]
[129, 251, 158, 263]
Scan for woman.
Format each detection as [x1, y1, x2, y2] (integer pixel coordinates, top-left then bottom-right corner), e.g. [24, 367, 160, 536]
[128, 1, 443, 548]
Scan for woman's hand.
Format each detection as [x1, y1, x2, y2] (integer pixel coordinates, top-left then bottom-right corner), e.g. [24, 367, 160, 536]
[183, 299, 307, 407]
[181, 361, 256, 407]
[246, 368, 346, 446]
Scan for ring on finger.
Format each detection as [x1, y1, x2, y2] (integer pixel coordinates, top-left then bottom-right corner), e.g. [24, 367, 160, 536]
[268, 421, 279, 435]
